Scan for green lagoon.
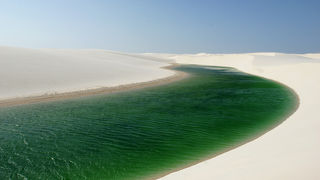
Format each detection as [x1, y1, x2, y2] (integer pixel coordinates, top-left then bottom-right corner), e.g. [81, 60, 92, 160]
[0, 65, 298, 179]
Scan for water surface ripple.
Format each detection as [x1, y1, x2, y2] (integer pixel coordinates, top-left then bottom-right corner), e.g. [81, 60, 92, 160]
[0, 66, 297, 179]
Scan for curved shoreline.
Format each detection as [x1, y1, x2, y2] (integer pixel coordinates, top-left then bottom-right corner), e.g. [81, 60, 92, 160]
[0, 62, 301, 180]
[150, 67, 300, 180]
[158, 54, 320, 180]
[0, 66, 295, 179]
[0, 64, 299, 180]
[0, 64, 188, 108]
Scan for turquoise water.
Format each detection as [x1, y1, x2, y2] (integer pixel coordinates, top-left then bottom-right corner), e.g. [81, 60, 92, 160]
[0, 65, 297, 179]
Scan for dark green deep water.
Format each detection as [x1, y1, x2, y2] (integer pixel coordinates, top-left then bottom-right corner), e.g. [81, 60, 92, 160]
[0, 66, 297, 180]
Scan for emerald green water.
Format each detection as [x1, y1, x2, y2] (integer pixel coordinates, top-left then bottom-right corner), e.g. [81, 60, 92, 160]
[0, 65, 297, 180]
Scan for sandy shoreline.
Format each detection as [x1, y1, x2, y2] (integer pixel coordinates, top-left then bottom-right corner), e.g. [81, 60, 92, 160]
[0, 46, 175, 101]
[1, 60, 299, 180]
[1, 47, 319, 179]
[148, 67, 300, 180]
[0, 64, 187, 108]
[157, 53, 320, 180]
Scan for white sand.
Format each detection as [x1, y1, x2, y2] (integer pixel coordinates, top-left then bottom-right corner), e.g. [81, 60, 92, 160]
[154, 53, 320, 179]
[1, 46, 319, 179]
[0, 46, 173, 100]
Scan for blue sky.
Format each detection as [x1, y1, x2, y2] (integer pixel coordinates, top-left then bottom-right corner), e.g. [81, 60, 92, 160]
[0, 0, 319, 53]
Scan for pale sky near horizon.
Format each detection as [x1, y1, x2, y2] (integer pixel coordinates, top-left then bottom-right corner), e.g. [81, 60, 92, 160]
[0, 0, 319, 53]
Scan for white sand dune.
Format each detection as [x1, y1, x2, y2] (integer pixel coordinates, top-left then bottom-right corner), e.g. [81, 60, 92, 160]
[1, 46, 319, 179]
[299, 53, 320, 60]
[153, 53, 320, 180]
[0, 46, 173, 100]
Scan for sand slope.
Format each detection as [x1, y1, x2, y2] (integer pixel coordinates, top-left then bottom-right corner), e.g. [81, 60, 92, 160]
[154, 53, 320, 179]
[0, 46, 173, 100]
